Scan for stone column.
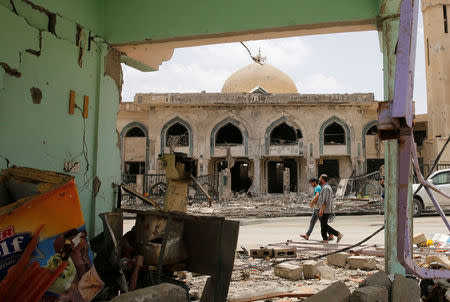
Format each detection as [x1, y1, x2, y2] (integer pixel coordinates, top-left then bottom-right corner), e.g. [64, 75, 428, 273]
[306, 157, 317, 194]
[250, 157, 261, 194]
[219, 169, 232, 202]
[283, 168, 290, 194]
[135, 174, 144, 205]
[136, 174, 144, 194]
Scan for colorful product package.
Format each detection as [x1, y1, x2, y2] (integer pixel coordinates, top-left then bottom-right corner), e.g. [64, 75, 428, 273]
[0, 167, 103, 301]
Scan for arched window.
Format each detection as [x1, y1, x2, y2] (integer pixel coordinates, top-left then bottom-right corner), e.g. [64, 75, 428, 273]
[366, 125, 378, 135]
[166, 122, 189, 146]
[215, 123, 243, 145]
[324, 122, 345, 145]
[125, 126, 145, 137]
[270, 122, 302, 145]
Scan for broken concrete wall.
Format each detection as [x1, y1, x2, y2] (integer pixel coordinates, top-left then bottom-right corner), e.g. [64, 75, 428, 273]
[0, 1, 121, 236]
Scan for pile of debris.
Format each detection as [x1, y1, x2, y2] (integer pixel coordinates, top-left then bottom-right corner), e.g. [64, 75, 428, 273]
[181, 245, 415, 301]
[178, 235, 450, 301]
[413, 233, 450, 272]
[186, 192, 384, 218]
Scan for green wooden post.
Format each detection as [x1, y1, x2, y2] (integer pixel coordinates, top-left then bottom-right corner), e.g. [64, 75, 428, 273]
[382, 17, 406, 275]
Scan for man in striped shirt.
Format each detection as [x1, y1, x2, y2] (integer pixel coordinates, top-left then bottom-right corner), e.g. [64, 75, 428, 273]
[318, 174, 343, 243]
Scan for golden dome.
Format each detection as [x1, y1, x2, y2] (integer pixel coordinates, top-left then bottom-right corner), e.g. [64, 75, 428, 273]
[221, 61, 298, 93]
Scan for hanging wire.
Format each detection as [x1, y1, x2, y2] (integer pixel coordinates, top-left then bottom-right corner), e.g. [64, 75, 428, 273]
[240, 42, 264, 65]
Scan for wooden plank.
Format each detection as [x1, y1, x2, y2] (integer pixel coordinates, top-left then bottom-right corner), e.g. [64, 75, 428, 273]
[69, 90, 75, 114]
[120, 184, 162, 210]
[82, 95, 89, 118]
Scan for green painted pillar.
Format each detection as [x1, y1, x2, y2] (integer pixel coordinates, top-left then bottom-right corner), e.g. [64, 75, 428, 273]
[381, 17, 406, 276]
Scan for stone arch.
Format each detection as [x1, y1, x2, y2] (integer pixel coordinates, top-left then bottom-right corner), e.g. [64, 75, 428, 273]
[160, 117, 193, 156]
[362, 120, 379, 172]
[264, 116, 305, 155]
[210, 117, 248, 156]
[319, 116, 351, 155]
[120, 121, 150, 174]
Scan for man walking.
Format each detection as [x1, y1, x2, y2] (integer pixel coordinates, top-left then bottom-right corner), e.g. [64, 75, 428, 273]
[300, 178, 321, 240]
[318, 174, 343, 243]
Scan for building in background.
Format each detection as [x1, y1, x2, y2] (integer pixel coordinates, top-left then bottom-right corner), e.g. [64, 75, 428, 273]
[421, 0, 450, 167]
[118, 57, 389, 194]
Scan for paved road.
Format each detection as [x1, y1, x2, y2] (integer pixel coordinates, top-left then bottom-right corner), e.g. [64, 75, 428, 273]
[124, 214, 449, 250]
[237, 214, 449, 249]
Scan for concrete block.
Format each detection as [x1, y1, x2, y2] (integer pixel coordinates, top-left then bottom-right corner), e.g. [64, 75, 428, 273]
[327, 252, 350, 267]
[350, 286, 388, 302]
[250, 248, 273, 258]
[305, 281, 351, 302]
[317, 265, 334, 280]
[413, 233, 427, 245]
[110, 283, 188, 302]
[426, 255, 450, 269]
[274, 262, 303, 280]
[273, 248, 297, 258]
[391, 274, 420, 302]
[347, 256, 377, 270]
[359, 271, 392, 294]
[303, 260, 321, 279]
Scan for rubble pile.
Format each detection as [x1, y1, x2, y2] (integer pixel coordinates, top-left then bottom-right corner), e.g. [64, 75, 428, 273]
[121, 191, 384, 218]
[183, 248, 387, 301]
[187, 193, 384, 218]
[181, 242, 450, 301]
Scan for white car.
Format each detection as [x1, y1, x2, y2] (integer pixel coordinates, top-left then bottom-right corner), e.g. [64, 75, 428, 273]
[412, 169, 450, 217]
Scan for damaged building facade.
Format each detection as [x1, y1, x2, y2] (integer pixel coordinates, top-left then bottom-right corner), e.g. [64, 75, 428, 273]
[118, 60, 387, 194]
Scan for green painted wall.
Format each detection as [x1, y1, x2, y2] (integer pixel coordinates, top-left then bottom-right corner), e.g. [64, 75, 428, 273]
[27, 0, 104, 35]
[0, 2, 120, 236]
[103, 0, 380, 44]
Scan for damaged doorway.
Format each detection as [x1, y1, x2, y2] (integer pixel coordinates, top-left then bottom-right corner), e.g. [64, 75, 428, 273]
[318, 159, 339, 191]
[318, 159, 339, 178]
[267, 159, 298, 193]
[216, 158, 251, 192]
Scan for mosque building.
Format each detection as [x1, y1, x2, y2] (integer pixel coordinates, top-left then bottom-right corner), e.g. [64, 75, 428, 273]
[117, 54, 428, 194]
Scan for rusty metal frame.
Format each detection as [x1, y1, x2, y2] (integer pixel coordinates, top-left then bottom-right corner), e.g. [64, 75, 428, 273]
[384, 0, 450, 279]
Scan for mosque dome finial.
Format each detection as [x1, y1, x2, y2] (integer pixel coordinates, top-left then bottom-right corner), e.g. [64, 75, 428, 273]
[221, 51, 297, 94]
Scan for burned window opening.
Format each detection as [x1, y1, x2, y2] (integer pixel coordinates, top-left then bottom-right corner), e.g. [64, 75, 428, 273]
[270, 122, 301, 145]
[366, 125, 378, 135]
[324, 122, 345, 145]
[124, 161, 145, 175]
[318, 159, 339, 179]
[216, 123, 243, 145]
[125, 127, 145, 137]
[166, 122, 189, 146]
[413, 130, 427, 147]
[216, 159, 251, 192]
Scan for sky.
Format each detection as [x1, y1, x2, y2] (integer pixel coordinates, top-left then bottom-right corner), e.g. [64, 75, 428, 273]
[122, 12, 427, 114]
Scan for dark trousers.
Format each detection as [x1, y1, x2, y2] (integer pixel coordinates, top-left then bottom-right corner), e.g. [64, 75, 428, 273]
[306, 209, 319, 237]
[320, 213, 339, 241]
